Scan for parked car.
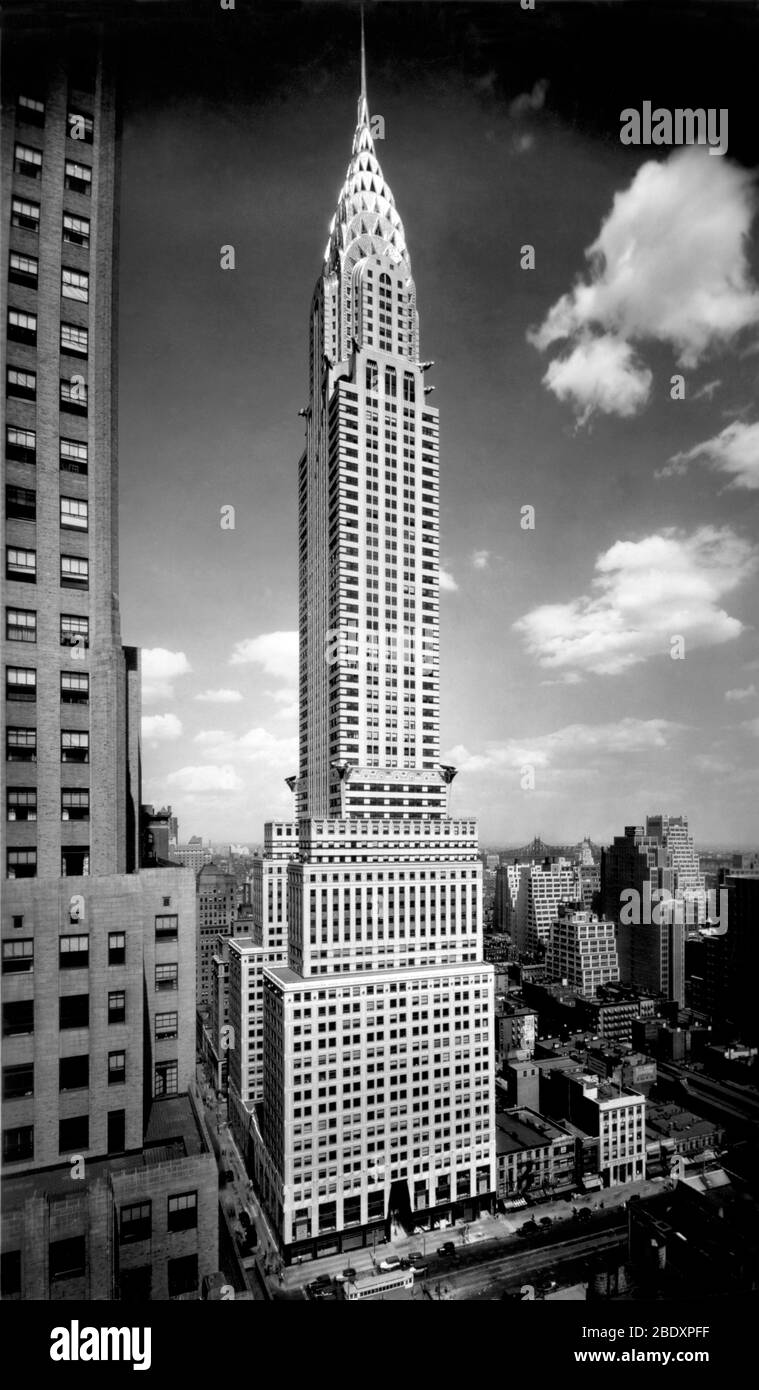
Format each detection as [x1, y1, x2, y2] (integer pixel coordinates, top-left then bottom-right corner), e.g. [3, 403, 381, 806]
[539, 1217, 553, 1227]
[379, 1255, 402, 1272]
[439, 1241, 457, 1258]
[408, 1252, 427, 1273]
[310, 1273, 332, 1290]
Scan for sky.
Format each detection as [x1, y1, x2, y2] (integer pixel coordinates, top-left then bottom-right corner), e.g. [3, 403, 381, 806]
[104, 0, 759, 848]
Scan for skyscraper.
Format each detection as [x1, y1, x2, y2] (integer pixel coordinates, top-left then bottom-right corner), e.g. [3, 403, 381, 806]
[1, 19, 216, 1300]
[546, 904, 619, 996]
[243, 28, 495, 1263]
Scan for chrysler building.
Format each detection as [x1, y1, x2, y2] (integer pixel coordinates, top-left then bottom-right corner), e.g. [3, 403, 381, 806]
[239, 21, 496, 1263]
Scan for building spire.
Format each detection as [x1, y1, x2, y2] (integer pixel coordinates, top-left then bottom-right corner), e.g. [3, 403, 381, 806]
[358, 2, 369, 126]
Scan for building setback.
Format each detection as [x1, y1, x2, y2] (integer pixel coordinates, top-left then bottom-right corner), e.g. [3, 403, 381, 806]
[1, 19, 216, 1300]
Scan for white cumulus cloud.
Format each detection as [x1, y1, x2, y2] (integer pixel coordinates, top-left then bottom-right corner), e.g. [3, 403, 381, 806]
[194, 688, 244, 704]
[447, 717, 682, 774]
[166, 764, 243, 794]
[514, 525, 757, 677]
[141, 648, 191, 703]
[726, 684, 757, 702]
[471, 550, 491, 570]
[529, 148, 759, 421]
[229, 631, 298, 683]
[665, 420, 759, 490]
[141, 713, 183, 743]
[439, 568, 459, 592]
[541, 334, 652, 425]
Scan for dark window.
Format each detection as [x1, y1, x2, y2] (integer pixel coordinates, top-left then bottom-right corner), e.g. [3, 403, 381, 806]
[14, 142, 42, 177]
[6, 486, 36, 522]
[0, 1250, 21, 1296]
[6, 607, 36, 643]
[6, 367, 37, 401]
[168, 1191, 197, 1233]
[7, 787, 36, 821]
[8, 252, 38, 288]
[60, 555, 89, 590]
[108, 1051, 126, 1084]
[6, 667, 36, 703]
[59, 1054, 89, 1091]
[3, 1126, 34, 1163]
[64, 160, 91, 195]
[108, 1109, 126, 1152]
[168, 1254, 198, 1298]
[60, 376, 88, 415]
[61, 322, 88, 357]
[60, 614, 90, 649]
[108, 990, 125, 1024]
[2, 939, 33, 973]
[119, 1202, 151, 1244]
[119, 1265, 151, 1302]
[6, 426, 36, 465]
[61, 730, 89, 763]
[60, 438, 88, 475]
[62, 213, 90, 248]
[155, 963, 177, 991]
[108, 932, 126, 965]
[2, 1062, 34, 1099]
[155, 914, 178, 940]
[49, 1235, 85, 1281]
[59, 993, 89, 1029]
[17, 94, 45, 126]
[59, 934, 89, 968]
[6, 547, 36, 583]
[6, 848, 36, 878]
[61, 671, 89, 704]
[59, 1114, 89, 1152]
[155, 1011, 178, 1041]
[61, 846, 89, 876]
[154, 1060, 178, 1097]
[10, 199, 39, 233]
[62, 789, 89, 820]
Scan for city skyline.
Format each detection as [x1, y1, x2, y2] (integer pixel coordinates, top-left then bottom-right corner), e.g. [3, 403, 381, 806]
[107, 3, 759, 848]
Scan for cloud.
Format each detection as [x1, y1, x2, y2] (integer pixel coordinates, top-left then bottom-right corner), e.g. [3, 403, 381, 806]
[509, 79, 548, 118]
[229, 630, 298, 682]
[141, 648, 191, 703]
[692, 379, 722, 402]
[665, 420, 759, 490]
[141, 713, 182, 743]
[742, 717, 759, 738]
[193, 726, 297, 769]
[166, 764, 244, 794]
[439, 568, 459, 592]
[194, 688, 244, 704]
[447, 717, 682, 774]
[514, 525, 757, 676]
[529, 149, 759, 420]
[471, 550, 490, 570]
[268, 688, 298, 721]
[541, 334, 652, 425]
[512, 133, 535, 156]
[726, 684, 757, 702]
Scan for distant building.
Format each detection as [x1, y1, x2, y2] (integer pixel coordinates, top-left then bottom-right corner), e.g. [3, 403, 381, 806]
[500, 1059, 540, 1110]
[170, 838, 212, 874]
[495, 1109, 575, 1198]
[545, 905, 619, 995]
[543, 1069, 646, 1187]
[495, 999, 538, 1067]
[645, 1102, 724, 1169]
[515, 860, 581, 954]
[195, 863, 237, 1007]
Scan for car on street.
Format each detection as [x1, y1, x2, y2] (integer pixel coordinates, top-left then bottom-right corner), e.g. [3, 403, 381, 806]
[439, 1241, 457, 1258]
[539, 1217, 553, 1227]
[408, 1252, 427, 1273]
[379, 1255, 402, 1272]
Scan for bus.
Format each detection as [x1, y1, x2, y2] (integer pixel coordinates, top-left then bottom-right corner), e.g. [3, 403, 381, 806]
[341, 1268, 416, 1300]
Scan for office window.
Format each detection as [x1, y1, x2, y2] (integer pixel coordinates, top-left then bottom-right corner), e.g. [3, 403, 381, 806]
[67, 110, 94, 143]
[60, 555, 89, 590]
[155, 962, 178, 991]
[108, 1110, 126, 1153]
[155, 1060, 178, 1097]
[61, 267, 89, 303]
[62, 846, 89, 876]
[49, 1235, 85, 1281]
[155, 1011, 178, 1041]
[60, 438, 88, 475]
[120, 1202, 151, 1244]
[60, 497, 88, 531]
[6, 608, 36, 643]
[59, 934, 89, 968]
[60, 376, 88, 414]
[3, 1063, 34, 1100]
[14, 143, 42, 177]
[6, 427, 36, 464]
[59, 1115, 88, 1152]
[63, 213, 90, 248]
[61, 671, 89, 705]
[59, 1055, 88, 1091]
[59, 994, 89, 1029]
[7, 788, 36, 822]
[61, 789, 89, 822]
[2, 940, 33, 974]
[61, 730, 89, 764]
[6, 367, 36, 401]
[3, 999, 34, 1034]
[61, 322, 89, 357]
[64, 160, 92, 195]
[3, 1126, 34, 1164]
[8, 252, 38, 288]
[60, 613, 89, 649]
[7, 667, 36, 702]
[108, 1051, 126, 1085]
[17, 93, 45, 125]
[108, 990, 126, 1024]
[168, 1255, 197, 1298]
[6, 486, 36, 521]
[108, 932, 126, 965]
[167, 1192, 197, 1233]
[155, 914, 178, 940]
[6, 548, 36, 584]
[6, 849, 37, 878]
[10, 198, 39, 232]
